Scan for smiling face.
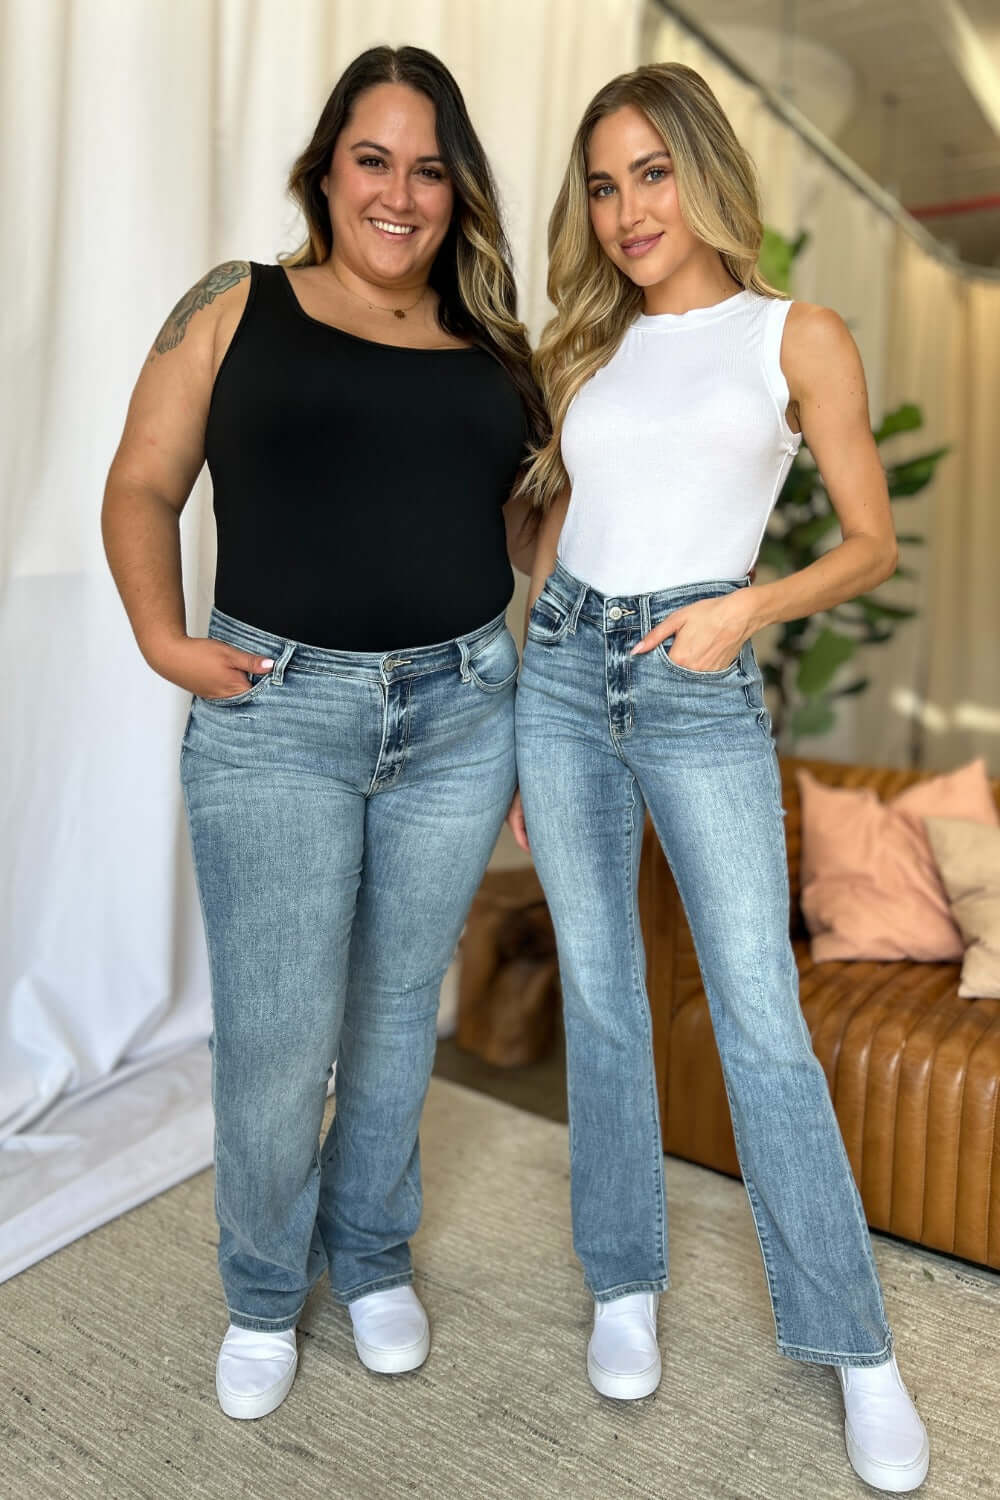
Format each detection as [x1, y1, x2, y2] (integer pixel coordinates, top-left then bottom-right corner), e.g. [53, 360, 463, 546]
[322, 82, 455, 291]
[586, 104, 718, 299]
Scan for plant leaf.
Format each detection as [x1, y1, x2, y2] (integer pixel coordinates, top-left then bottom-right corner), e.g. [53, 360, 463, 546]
[886, 448, 951, 496]
[757, 537, 791, 572]
[759, 227, 797, 293]
[857, 597, 919, 621]
[873, 404, 922, 443]
[785, 511, 841, 550]
[795, 628, 856, 695]
[790, 698, 836, 738]
[894, 533, 925, 545]
[827, 607, 866, 629]
[775, 466, 820, 509]
[831, 677, 871, 698]
[780, 616, 812, 641]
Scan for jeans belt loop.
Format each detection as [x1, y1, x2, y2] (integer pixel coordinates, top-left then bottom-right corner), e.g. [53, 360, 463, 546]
[566, 582, 588, 637]
[270, 640, 297, 686]
[639, 596, 652, 636]
[457, 638, 472, 684]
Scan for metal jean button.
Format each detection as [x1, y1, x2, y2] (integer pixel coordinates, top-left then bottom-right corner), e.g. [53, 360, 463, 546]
[608, 606, 623, 621]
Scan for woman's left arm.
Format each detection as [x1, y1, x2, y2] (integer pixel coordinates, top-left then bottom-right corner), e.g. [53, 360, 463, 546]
[743, 303, 897, 627]
[633, 304, 898, 669]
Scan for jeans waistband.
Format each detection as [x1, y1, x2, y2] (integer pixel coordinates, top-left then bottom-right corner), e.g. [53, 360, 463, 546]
[207, 606, 509, 680]
[546, 560, 750, 633]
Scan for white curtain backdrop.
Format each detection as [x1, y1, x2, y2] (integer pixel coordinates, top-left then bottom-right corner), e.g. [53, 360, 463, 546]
[0, 0, 642, 1280]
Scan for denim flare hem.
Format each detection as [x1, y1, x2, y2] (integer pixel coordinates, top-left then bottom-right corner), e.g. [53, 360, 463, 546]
[227, 1306, 304, 1333]
[779, 1332, 894, 1369]
[332, 1270, 415, 1307]
[517, 561, 893, 1363]
[591, 1277, 669, 1303]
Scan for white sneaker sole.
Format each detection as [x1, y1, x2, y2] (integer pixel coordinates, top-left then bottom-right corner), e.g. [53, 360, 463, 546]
[587, 1347, 662, 1401]
[353, 1324, 430, 1375]
[845, 1425, 930, 1493]
[216, 1356, 298, 1420]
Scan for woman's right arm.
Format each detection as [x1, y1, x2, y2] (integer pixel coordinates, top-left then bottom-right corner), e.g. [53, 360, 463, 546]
[523, 488, 570, 632]
[101, 260, 273, 700]
[506, 489, 570, 854]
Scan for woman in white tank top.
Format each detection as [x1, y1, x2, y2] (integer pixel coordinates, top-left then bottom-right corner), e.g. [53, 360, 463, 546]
[513, 64, 929, 1494]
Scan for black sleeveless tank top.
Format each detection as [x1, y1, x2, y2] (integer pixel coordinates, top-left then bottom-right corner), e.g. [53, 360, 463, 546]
[203, 262, 528, 651]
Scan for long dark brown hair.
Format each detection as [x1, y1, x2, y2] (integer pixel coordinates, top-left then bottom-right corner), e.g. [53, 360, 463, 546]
[284, 45, 547, 454]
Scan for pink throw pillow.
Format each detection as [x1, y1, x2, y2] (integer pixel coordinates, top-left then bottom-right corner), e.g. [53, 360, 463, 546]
[797, 761, 999, 962]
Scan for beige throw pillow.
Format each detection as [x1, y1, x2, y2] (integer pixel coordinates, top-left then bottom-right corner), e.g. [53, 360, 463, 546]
[924, 818, 1000, 998]
[797, 760, 999, 963]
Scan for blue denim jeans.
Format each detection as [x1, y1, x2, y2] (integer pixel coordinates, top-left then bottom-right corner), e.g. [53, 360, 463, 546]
[181, 607, 518, 1331]
[515, 562, 892, 1367]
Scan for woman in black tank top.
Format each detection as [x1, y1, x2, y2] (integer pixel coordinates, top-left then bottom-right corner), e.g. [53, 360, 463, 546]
[102, 46, 545, 1420]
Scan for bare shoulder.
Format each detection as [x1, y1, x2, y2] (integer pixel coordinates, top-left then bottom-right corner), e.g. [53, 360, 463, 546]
[781, 301, 864, 399]
[119, 261, 253, 473]
[783, 300, 857, 358]
[148, 259, 252, 363]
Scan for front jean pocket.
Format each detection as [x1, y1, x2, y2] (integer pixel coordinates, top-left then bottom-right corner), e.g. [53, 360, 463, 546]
[655, 640, 744, 682]
[526, 590, 571, 645]
[198, 671, 273, 707]
[199, 636, 296, 706]
[467, 627, 520, 693]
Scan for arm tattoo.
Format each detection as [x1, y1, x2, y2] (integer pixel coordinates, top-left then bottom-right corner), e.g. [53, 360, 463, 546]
[151, 260, 250, 356]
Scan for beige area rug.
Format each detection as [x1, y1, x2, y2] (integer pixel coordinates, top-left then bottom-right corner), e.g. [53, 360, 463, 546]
[3, 1079, 998, 1500]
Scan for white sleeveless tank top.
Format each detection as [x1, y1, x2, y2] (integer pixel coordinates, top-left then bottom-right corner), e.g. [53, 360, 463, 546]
[557, 291, 802, 594]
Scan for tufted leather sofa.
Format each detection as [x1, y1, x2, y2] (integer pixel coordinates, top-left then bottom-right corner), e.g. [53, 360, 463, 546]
[639, 756, 1000, 1272]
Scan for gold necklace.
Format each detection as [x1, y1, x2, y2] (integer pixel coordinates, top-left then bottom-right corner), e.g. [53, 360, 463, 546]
[329, 263, 428, 321]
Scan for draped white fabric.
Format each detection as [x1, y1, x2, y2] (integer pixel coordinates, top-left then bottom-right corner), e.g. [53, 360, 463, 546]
[0, 0, 641, 1279]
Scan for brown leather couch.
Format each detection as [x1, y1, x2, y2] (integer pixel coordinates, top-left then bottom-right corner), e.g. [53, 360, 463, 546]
[639, 756, 1000, 1272]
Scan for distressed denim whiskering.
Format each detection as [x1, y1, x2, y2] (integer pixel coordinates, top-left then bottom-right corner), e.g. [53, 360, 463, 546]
[516, 562, 892, 1367]
[181, 607, 518, 1331]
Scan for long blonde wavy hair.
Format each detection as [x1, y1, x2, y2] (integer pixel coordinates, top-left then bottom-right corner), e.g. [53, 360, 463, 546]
[524, 63, 780, 510]
[284, 45, 547, 450]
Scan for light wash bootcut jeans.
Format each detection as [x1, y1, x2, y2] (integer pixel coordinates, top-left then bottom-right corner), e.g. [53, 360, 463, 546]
[181, 606, 519, 1331]
[516, 562, 892, 1367]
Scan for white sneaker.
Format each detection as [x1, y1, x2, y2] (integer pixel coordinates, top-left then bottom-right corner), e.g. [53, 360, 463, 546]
[216, 1324, 298, 1419]
[348, 1286, 430, 1374]
[837, 1353, 929, 1492]
[587, 1292, 661, 1400]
